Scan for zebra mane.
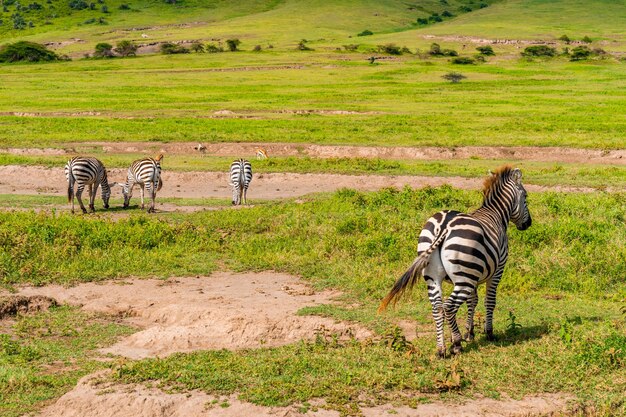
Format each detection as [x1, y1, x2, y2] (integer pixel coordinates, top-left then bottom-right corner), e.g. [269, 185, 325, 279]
[155, 154, 164, 162]
[482, 165, 514, 197]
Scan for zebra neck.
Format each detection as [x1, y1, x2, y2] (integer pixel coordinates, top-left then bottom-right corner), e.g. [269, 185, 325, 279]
[475, 197, 513, 230]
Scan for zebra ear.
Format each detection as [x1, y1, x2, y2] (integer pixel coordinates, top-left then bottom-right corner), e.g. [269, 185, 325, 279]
[511, 168, 522, 183]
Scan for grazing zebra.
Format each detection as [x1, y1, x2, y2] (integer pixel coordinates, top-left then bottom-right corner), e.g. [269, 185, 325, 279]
[230, 159, 252, 205]
[379, 166, 532, 358]
[65, 156, 112, 214]
[255, 147, 268, 160]
[116, 154, 163, 213]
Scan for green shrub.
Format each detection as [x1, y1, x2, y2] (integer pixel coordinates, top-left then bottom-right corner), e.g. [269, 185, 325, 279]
[93, 42, 113, 58]
[114, 40, 137, 57]
[357, 29, 373, 36]
[11, 12, 26, 29]
[451, 56, 475, 64]
[377, 43, 402, 55]
[582, 36, 593, 43]
[0, 41, 59, 63]
[441, 72, 466, 83]
[206, 43, 223, 53]
[343, 44, 358, 52]
[521, 45, 557, 57]
[68, 0, 88, 10]
[476, 45, 495, 55]
[558, 34, 571, 44]
[296, 39, 313, 51]
[118, 3, 130, 9]
[570, 45, 592, 61]
[226, 38, 241, 51]
[416, 17, 428, 25]
[160, 42, 190, 54]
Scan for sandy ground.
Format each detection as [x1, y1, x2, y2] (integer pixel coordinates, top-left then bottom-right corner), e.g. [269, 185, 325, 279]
[2, 142, 625, 165]
[15, 272, 370, 358]
[0, 165, 606, 211]
[36, 371, 572, 417]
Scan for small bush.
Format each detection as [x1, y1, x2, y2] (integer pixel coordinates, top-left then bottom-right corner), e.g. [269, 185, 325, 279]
[570, 45, 591, 61]
[459, 6, 472, 12]
[451, 56, 475, 65]
[473, 54, 486, 62]
[521, 45, 557, 57]
[68, 0, 88, 10]
[296, 39, 313, 51]
[205, 43, 223, 53]
[416, 18, 428, 25]
[160, 42, 189, 55]
[476, 45, 494, 55]
[101, 5, 108, 12]
[442, 48, 457, 56]
[429, 43, 442, 55]
[343, 44, 358, 52]
[377, 43, 402, 55]
[114, 40, 137, 57]
[11, 13, 26, 29]
[582, 36, 592, 43]
[442, 72, 466, 83]
[429, 13, 442, 22]
[441, 10, 453, 17]
[190, 42, 205, 53]
[0, 41, 59, 63]
[118, 3, 130, 9]
[226, 38, 240, 52]
[357, 29, 373, 36]
[252, 44, 262, 52]
[558, 34, 571, 44]
[94, 42, 113, 58]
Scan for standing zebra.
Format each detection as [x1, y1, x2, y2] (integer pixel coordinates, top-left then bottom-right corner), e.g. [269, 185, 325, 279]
[230, 159, 252, 205]
[379, 166, 531, 357]
[65, 156, 112, 214]
[116, 154, 163, 213]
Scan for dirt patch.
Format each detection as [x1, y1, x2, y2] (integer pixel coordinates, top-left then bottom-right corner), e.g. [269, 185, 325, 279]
[15, 272, 371, 358]
[37, 371, 572, 417]
[11, 142, 624, 165]
[0, 295, 57, 319]
[0, 166, 608, 208]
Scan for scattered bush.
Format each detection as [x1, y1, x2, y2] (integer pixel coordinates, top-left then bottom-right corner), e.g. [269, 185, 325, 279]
[68, 0, 88, 10]
[473, 54, 486, 62]
[205, 43, 223, 53]
[296, 39, 313, 51]
[429, 13, 442, 22]
[343, 44, 358, 52]
[0, 41, 59, 63]
[190, 42, 205, 53]
[101, 5, 108, 12]
[377, 43, 402, 55]
[582, 36, 593, 43]
[114, 40, 137, 57]
[451, 56, 475, 65]
[476, 45, 494, 55]
[28, 2, 42, 10]
[93, 42, 113, 58]
[521, 45, 557, 57]
[416, 17, 428, 25]
[160, 42, 189, 54]
[429, 43, 457, 57]
[252, 44, 262, 52]
[357, 29, 373, 37]
[118, 3, 130, 9]
[226, 38, 240, 52]
[442, 72, 466, 83]
[459, 5, 472, 12]
[11, 13, 26, 29]
[558, 34, 571, 44]
[569, 45, 591, 61]
[441, 10, 453, 17]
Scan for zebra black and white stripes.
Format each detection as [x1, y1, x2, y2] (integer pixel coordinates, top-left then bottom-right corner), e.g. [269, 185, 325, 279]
[65, 156, 112, 214]
[116, 154, 163, 213]
[230, 159, 252, 205]
[379, 166, 531, 357]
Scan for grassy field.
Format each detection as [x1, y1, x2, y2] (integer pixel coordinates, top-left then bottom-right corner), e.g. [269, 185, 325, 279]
[0, 187, 624, 415]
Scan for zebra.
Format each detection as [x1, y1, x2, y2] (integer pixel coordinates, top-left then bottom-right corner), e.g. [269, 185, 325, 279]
[378, 166, 532, 358]
[65, 156, 112, 214]
[230, 159, 252, 205]
[115, 154, 163, 213]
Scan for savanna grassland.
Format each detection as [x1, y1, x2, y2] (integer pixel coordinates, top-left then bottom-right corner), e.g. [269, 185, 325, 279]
[1, 0, 625, 416]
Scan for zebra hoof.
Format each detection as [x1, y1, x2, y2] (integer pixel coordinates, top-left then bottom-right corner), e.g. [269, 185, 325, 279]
[81, 209, 88, 214]
[464, 331, 475, 342]
[436, 347, 447, 359]
[449, 342, 463, 355]
[485, 331, 496, 342]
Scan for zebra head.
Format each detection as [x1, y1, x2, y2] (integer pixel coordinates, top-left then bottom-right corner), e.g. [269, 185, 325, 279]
[112, 182, 131, 208]
[508, 168, 532, 231]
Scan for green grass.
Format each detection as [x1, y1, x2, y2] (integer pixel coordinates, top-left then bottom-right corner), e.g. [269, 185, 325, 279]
[0, 304, 135, 417]
[0, 52, 624, 149]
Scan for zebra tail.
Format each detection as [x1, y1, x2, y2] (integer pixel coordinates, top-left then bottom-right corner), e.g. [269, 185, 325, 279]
[67, 169, 74, 203]
[378, 229, 448, 312]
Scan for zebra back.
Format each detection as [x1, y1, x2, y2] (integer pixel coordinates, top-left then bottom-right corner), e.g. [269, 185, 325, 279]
[230, 159, 252, 188]
[127, 156, 162, 186]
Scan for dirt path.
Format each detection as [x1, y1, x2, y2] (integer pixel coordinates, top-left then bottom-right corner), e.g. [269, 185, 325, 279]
[2, 142, 625, 165]
[0, 166, 606, 209]
[37, 371, 572, 417]
[15, 272, 370, 358]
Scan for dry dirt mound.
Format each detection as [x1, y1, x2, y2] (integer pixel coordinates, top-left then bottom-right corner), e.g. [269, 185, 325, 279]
[17, 272, 371, 359]
[37, 371, 572, 417]
[0, 295, 57, 319]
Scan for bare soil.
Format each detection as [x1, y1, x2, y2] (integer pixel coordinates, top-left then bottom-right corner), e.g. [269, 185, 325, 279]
[0, 295, 57, 319]
[15, 272, 371, 358]
[2, 141, 625, 165]
[37, 371, 572, 417]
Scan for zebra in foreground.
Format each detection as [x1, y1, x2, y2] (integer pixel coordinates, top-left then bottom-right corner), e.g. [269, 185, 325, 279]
[115, 154, 163, 213]
[230, 159, 252, 205]
[379, 166, 532, 358]
[65, 156, 112, 214]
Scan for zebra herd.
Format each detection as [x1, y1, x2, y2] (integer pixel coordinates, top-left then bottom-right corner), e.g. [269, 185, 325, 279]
[65, 154, 255, 213]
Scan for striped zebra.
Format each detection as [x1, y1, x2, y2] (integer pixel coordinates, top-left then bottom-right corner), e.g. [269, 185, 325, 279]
[116, 154, 163, 213]
[379, 166, 532, 358]
[230, 159, 252, 205]
[65, 156, 112, 214]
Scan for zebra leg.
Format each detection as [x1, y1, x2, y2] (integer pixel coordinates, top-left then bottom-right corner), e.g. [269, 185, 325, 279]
[464, 290, 479, 341]
[139, 184, 145, 210]
[147, 182, 155, 213]
[76, 185, 88, 214]
[243, 186, 248, 205]
[484, 274, 502, 341]
[443, 284, 472, 355]
[88, 184, 96, 212]
[426, 278, 446, 358]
